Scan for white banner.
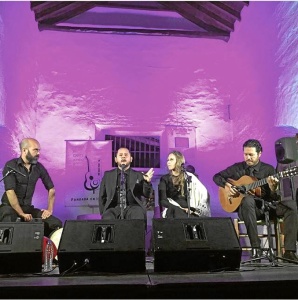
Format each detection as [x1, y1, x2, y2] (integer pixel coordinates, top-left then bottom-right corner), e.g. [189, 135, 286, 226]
[64, 140, 112, 207]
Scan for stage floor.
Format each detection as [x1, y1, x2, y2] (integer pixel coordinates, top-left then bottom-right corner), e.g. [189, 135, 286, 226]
[1, 256, 298, 299]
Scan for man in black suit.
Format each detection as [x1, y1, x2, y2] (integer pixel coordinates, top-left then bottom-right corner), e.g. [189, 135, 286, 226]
[99, 147, 154, 220]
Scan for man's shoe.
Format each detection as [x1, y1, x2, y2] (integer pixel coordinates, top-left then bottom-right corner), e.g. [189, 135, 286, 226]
[283, 251, 298, 262]
[251, 248, 262, 260]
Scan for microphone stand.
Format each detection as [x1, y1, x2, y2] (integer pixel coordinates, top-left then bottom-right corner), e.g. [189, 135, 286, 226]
[182, 166, 192, 218]
[119, 165, 126, 220]
[0, 169, 15, 183]
[242, 197, 298, 265]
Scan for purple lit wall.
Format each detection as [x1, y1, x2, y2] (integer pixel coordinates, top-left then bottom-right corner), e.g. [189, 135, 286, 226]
[0, 2, 297, 224]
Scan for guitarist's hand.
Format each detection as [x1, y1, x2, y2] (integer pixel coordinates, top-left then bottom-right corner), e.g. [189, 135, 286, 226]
[225, 183, 239, 197]
[267, 176, 279, 192]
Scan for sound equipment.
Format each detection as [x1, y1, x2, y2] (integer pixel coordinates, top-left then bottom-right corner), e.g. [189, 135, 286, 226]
[58, 219, 146, 274]
[0, 221, 44, 274]
[275, 137, 298, 164]
[152, 218, 241, 272]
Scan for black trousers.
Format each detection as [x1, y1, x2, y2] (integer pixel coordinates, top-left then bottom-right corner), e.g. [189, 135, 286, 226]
[102, 205, 146, 220]
[238, 195, 298, 251]
[0, 204, 62, 237]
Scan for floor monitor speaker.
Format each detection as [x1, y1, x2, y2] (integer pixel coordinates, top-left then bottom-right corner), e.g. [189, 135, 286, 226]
[58, 219, 146, 274]
[275, 137, 298, 164]
[152, 217, 241, 272]
[0, 221, 44, 274]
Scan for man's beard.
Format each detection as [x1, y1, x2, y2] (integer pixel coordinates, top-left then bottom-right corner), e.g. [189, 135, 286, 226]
[26, 150, 39, 164]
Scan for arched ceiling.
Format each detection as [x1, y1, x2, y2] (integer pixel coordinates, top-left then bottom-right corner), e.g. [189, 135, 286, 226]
[30, 1, 249, 42]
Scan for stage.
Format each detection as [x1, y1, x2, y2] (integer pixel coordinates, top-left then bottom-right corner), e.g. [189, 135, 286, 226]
[1, 257, 298, 299]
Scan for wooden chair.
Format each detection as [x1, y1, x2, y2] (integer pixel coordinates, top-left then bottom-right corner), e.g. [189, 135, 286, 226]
[233, 218, 284, 257]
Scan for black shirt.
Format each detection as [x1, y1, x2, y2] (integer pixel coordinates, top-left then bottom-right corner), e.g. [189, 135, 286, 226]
[158, 174, 188, 209]
[1, 157, 54, 206]
[213, 161, 276, 202]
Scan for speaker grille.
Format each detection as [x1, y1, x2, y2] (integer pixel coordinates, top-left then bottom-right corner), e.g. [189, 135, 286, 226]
[152, 218, 241, 272]
[275, 137, 298, 164]
[58, 219, 146, 273]
[0, 222, 44, 274]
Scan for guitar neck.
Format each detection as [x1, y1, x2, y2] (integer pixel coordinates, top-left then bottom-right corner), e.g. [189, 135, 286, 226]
[247, 177, 270, 191]
[246, 169, 292, 191]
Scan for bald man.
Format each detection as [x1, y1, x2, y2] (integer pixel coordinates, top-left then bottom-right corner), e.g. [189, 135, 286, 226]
[0, 138, 62, 237]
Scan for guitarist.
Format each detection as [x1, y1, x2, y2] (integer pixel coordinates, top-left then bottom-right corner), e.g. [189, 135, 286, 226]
[213, 139, 298, 262]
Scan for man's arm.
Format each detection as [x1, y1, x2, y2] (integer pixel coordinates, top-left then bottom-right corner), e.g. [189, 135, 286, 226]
[38, 163, 56, 219]
[47, 187, 55, 213]
[142, 181, 153, 198]
[213, 170, 230, 188]
[213, 170, 237, 199]
[41, 187, 55, 219]
[213, 163, 245, 199]
[5, 189, 32, 221]
[99, 174, 107, 214]
[141, 168, 154, 198]
[213, 163, 243, 188]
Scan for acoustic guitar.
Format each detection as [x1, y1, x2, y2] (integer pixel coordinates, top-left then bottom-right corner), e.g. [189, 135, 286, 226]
[219, 166, 298, 213]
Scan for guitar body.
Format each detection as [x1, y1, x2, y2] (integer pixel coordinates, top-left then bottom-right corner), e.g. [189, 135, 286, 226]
[219, 175, 262, 213]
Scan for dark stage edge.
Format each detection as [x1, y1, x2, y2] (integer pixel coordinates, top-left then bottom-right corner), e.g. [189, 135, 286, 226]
[1, 258, 298, 299]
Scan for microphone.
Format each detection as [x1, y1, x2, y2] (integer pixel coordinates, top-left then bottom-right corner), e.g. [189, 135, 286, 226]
[121, 164, 126, 170]
[181, 163, 186, 171]
[7, 166, 26, 177]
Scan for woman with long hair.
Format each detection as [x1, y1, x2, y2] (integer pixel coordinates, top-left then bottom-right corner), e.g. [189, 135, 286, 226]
[158, 150, 210, 218]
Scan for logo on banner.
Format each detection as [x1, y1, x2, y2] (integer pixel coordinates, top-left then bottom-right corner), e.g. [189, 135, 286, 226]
[84, 156, 100, 194]
[64, 140, 112, 207]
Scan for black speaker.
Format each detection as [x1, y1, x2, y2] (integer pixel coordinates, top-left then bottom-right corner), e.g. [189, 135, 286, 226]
[0, 221, 44, 274]
[275, 137, 298, 164]
[58, 219, 146, 274]
[152, 218, 241, 272]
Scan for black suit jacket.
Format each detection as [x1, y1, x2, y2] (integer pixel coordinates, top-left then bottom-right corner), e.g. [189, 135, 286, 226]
[98, 168, 152, 214]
